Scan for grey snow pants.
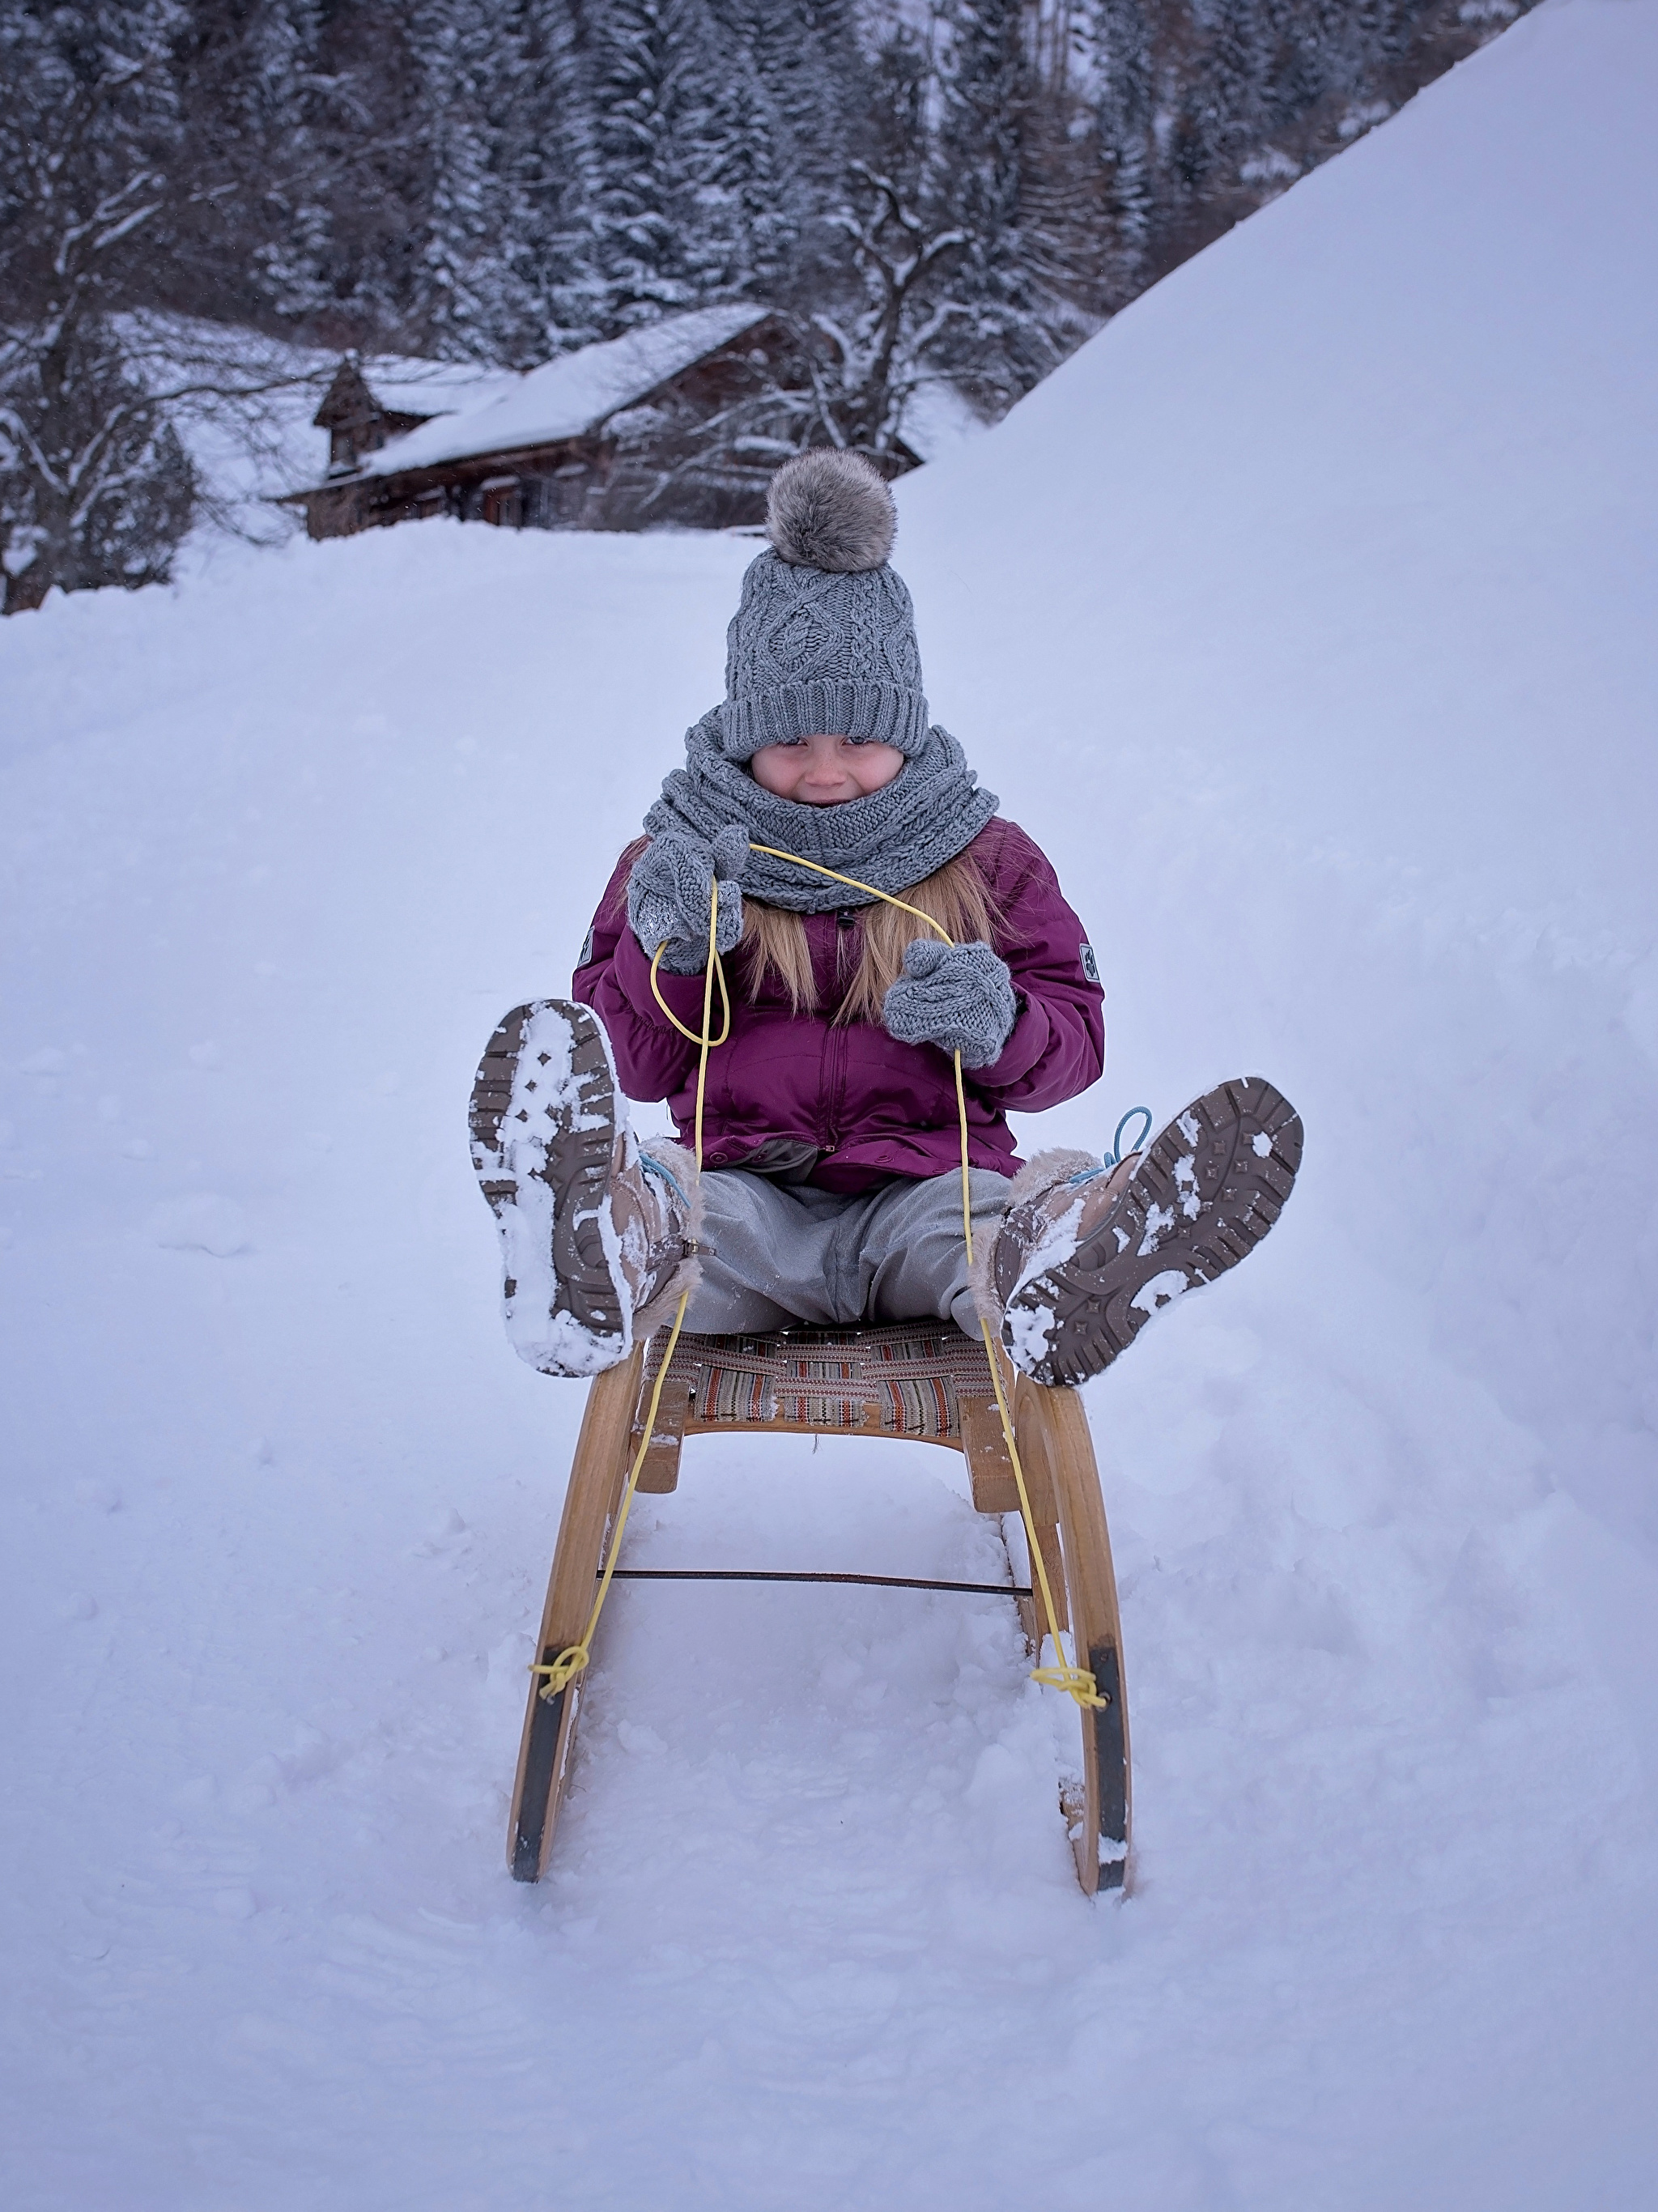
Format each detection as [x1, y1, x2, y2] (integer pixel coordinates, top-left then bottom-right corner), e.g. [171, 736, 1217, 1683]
[682, 1167, 1011, 1338]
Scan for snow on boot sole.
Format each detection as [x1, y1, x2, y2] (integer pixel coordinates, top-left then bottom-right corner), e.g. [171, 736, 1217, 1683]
[470, 999, 631, 1376]
[1002, 1076, 1303, 1388]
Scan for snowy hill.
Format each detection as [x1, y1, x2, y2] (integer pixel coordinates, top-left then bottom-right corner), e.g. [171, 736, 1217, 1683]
[2, 5, 1656, 2207]
[896, 0, 1658, 1568]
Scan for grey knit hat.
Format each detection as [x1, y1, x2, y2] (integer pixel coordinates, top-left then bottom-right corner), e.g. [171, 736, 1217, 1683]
[717, 450, 929, 761]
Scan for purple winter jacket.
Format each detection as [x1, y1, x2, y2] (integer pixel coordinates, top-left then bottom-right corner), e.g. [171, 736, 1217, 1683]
[573, 816, 1105, 1193]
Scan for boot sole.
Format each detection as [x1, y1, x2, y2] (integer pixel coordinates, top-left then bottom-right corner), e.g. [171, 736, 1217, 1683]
[1003, 1076, 1303, 1387]
[470, 1000, 628, 1373]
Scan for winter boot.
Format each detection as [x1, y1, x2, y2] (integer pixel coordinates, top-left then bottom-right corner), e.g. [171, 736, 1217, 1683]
[470, 999, 700, 1377]
[976, 1076, 1303, 1388]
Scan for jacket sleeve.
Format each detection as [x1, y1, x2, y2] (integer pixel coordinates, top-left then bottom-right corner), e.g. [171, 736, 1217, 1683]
[969, 820, 1106, 1111]
[571, 844, 704, 1101]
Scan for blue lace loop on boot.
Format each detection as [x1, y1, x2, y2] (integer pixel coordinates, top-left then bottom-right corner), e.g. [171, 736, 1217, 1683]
[1106, 1107, 1153, 1167]
[640, 1149, 691, 1205]
[1067, 1106, 1153, 1188]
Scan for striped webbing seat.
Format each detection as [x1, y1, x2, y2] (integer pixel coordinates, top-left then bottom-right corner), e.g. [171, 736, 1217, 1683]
[643, 1321, 997, 1444]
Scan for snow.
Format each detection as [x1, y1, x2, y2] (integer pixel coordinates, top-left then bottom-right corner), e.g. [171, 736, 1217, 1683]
[895, 376, 989, 463]
[1130, 1269, 1189, 1316]
[2, 3, 1657, 2206]
[359, 304, 775, 475]
[356, 355, 522, 422]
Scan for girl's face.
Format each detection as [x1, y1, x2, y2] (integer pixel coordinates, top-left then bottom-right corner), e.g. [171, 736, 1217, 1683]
[748, 733, 906, 806]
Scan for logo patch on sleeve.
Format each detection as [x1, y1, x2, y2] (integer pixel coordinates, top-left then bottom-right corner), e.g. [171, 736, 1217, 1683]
[577, 926, 595, 969]
[1079, 942, 1099, 985]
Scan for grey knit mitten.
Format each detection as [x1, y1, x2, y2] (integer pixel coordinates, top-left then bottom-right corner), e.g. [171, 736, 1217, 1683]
[627, 824, 749, 974]
[882, 938, 1017, 1069]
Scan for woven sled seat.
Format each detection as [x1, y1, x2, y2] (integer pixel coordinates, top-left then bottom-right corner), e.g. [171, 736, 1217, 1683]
[632, 1321, 1025, 1505]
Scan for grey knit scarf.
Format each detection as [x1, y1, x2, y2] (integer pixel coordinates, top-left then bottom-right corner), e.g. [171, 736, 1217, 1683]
[644, 711, 998, 912]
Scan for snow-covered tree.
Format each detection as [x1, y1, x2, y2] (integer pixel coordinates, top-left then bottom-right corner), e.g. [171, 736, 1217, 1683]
[0, 324, 197, 614]
[232, 0, 335, 323]
[0, 1, 194, 609]
[497, 0, 598, 358]
[0, 2, 322, 611]
[807, 161, 971, 458]
[674, 28, 794, 303]
[407, 1, 528, 359]
[572, 0, 701, 332]
[403, 0, 598, 364]
[1089, 0, 1157, 288]
[930, 0, 1075, 406]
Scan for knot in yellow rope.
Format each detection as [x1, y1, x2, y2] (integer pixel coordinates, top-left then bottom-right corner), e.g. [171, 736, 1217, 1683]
[1031, 1662, 1112, 1711]
[531, 1644, 590, 1699]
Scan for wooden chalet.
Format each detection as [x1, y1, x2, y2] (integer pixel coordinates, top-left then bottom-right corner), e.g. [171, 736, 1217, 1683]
[287, 305, 831, 541]
[312, 356, 440, 474]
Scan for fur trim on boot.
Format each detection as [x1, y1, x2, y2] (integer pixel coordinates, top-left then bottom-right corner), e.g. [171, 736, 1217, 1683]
[968, 1146, 1098, 1329]
[628, 1138, 704, 1341]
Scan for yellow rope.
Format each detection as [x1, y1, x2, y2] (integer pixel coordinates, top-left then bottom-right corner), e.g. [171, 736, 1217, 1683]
[529, 887, 725, 1704]
[527, 1297, 689, 1700]
[648, 934, 731, 1050]
[744, 844, 955, 942]
[975, 1312, 1107, 1707]
[535, 853, 1107, 1714]
[738, 847, 1107, 1712]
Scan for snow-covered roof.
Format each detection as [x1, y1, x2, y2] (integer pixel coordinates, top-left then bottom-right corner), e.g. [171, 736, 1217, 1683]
[356, 356, 521, 421]
[361, 305, 776, 477]
[895, 380, 988, 464]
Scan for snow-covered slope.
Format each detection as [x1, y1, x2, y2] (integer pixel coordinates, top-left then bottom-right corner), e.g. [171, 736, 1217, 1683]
[2, 5, 1656, 2207]
[898, 0, 1658, 1586]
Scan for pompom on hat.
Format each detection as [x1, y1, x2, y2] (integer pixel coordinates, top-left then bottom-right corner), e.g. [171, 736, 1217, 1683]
[767, 446, 897, 571]
[716, 449, 931, 762]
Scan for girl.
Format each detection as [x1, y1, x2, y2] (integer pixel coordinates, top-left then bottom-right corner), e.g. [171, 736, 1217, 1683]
[470, 450, 1300, 1386]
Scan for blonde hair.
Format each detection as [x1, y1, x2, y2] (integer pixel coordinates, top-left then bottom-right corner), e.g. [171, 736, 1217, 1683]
[739, 849, 1002, 1024]
[607, 836, 1004, 1025]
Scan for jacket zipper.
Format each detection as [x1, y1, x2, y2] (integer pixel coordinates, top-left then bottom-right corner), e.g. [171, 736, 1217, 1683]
[821, 911, 857, 1149]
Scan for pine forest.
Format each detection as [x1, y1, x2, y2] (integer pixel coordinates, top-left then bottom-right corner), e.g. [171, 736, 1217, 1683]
[2, 0, 1533, 608]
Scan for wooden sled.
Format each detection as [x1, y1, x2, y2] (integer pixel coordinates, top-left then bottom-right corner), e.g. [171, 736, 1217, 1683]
[508, 1321, 1131, 1896]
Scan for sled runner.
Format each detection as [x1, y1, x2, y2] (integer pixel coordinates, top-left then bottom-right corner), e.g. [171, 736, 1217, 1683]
[508, 1318, 1131, 1896]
